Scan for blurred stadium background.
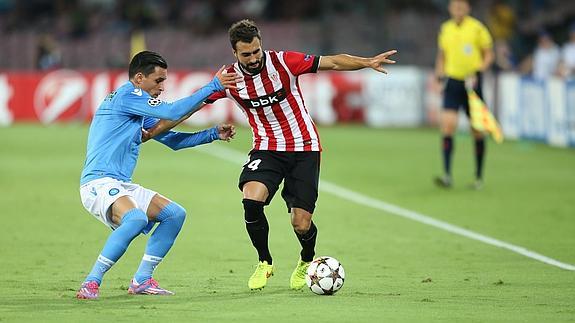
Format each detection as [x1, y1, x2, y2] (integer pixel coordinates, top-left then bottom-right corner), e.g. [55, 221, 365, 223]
[1, 0, 575, 147]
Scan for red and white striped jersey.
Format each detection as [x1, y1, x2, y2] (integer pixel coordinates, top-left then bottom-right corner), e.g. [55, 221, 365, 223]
[206, 50, 322, 151]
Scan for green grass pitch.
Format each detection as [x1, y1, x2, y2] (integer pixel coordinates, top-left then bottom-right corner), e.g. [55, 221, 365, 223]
[0, 124, 574, 322]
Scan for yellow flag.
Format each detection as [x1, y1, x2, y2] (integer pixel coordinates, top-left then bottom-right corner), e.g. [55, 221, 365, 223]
[468, 90, 503, 143]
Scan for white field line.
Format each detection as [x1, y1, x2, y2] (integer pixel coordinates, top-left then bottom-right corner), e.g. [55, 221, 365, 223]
[198, 145, 575, 271]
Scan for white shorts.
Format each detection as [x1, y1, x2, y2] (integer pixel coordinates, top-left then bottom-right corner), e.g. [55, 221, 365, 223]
[79, 177, 157, 233]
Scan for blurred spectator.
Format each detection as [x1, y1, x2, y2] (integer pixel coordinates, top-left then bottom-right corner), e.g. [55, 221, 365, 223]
[487, 0, 516, 71]
[130, 29, 146, 59]
[493, 39, 515, 71]
[521, 31, 560, 79]
[36, 33, 62, 70]
[487, 0, 515, 42]
[558, 24, 575, 79]
[2, 0, 574, 70]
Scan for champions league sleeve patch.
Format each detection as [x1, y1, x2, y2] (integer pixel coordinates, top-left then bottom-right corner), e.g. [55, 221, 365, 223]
[147, 98, 162, 107]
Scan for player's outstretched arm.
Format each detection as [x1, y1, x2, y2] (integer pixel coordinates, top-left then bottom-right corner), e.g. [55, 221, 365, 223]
[150, 123, 236, 150]
[319, 50, 397, 73]
[141, 107, 201, 142]
[141, 66, 240, 142]
[126, 65, 241, 122]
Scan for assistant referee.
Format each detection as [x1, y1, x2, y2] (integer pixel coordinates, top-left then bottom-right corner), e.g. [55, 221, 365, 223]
[434, 0, 494, 189]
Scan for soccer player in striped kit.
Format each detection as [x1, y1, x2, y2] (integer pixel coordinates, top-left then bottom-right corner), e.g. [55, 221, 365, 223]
[146, 19, 397, 290]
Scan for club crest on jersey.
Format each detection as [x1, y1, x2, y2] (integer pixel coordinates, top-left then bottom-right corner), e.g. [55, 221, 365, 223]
[108, 188, 120, 196]
[147, 98, 161, 107]
[243, 88, 287, 109]
[269, 72, 280, 83]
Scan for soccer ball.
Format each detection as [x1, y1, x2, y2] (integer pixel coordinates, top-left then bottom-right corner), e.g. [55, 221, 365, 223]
[305, 256, 345, 295]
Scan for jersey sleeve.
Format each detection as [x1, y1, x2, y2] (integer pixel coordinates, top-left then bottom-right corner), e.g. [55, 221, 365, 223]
[478, 23, 493, 50]
[142, 116, 159, 130]
[283, 51, 320, 76]
[205, 90, 226, 104]
[120, 78, 223, 120]
[153, 127, 219, 150]
[438, 23, 447, 51]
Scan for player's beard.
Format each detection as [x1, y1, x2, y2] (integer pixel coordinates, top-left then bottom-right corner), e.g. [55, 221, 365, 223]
[242, 59, 263, 74]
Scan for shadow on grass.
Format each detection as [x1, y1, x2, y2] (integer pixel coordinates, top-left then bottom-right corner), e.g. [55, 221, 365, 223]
[0, 286, 318, 314]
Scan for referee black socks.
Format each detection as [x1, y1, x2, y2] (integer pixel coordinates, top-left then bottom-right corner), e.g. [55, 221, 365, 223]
[475, 138, 485, 180]
[442, 136, 453, 177]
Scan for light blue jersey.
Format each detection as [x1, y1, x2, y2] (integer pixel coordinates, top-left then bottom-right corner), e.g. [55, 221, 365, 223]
[80, 78, 223, 184]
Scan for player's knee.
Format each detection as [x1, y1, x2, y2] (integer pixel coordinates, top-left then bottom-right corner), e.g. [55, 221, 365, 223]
[441, 123, 456, 135]
[243, 199, 265, 223]
[171, 202, 186, 224]
[121, 208, 149, 229]
[291, 207, 312, 233]
[291, 217, 311, 234]
[157, 201, 186, 226]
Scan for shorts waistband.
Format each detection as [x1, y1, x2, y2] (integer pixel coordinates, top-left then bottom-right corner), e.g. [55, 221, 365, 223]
[80, 177, 125, 189]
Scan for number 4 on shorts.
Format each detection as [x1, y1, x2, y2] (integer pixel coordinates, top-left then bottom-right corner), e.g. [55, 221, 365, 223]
[247, 159, 261, 171]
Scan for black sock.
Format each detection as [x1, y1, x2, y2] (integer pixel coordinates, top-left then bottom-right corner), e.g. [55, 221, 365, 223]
[242, 199, 272, 264]
[475, 138, 485, 180]
[442, 136, 453, 177]
[295, 222, 318, 262]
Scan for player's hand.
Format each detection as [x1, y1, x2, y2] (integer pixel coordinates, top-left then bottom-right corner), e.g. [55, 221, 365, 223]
[215, 65, 242, 90]
[141, 128, 152, 143]
[369, 49, 397, 74]
[217, 123, 236, 142]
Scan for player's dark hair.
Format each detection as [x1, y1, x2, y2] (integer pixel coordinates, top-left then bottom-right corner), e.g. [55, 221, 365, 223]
[229, 19, 261, 50]
[128, 51, 168, 79]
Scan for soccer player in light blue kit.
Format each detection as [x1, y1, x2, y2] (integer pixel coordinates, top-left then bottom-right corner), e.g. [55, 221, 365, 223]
[76, 51, 240, 299]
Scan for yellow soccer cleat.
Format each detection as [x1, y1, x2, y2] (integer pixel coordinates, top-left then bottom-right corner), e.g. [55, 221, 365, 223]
[248, 261, 274, 290]
[290, 258, 311, 290]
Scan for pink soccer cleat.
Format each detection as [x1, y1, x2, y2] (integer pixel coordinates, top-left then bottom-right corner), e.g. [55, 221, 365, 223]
[128, 278, 174, 296]
[76, 281, 100, 299]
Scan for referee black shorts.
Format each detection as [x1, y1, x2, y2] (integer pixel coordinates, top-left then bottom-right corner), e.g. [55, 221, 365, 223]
[239, 150, 320, 214]
[443, 72, 483, 116]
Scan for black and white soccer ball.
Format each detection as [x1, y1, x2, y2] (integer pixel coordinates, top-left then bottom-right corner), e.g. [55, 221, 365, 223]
[305, 256, 345, 295]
